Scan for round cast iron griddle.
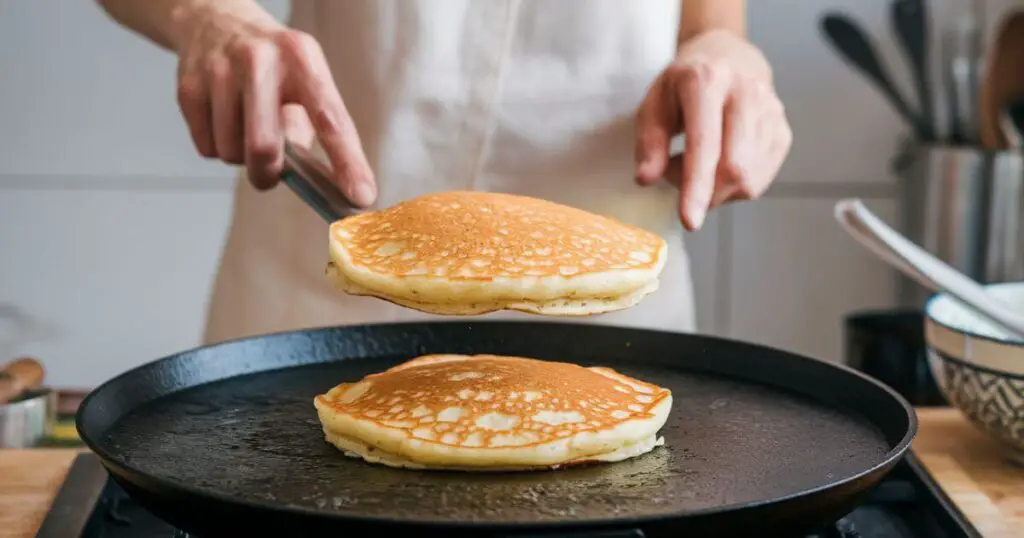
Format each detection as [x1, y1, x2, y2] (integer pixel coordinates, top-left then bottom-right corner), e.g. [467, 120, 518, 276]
[76, 321, 916, 538]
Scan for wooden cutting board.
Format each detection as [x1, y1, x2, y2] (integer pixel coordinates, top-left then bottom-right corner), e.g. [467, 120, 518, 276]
[0, 410, 1021, 538]
[0, 448, 85, 538]
[912, 408, 1024, 538]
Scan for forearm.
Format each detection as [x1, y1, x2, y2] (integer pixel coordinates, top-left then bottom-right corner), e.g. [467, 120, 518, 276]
[678, 0, 746, 45]
[95, 0, 277, 52]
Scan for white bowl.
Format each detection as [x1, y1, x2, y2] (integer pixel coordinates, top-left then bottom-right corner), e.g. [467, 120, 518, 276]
[925, 282, 1024, 465]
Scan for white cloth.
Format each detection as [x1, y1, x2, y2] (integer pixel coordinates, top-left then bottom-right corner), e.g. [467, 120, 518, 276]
[201, 0, 696, 344]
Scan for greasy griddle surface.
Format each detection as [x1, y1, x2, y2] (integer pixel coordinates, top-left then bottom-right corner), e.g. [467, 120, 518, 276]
[100, 357, 888, 524]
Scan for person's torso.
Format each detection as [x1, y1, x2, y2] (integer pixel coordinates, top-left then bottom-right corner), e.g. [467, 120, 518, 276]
[203, 0, 695, 344]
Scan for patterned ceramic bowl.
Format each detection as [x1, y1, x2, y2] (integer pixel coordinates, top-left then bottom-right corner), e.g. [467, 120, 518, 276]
[925, 282, 1024, 465]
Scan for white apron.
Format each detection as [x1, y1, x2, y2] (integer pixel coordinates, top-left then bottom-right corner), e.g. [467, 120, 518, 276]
[201, 0, 696, 345]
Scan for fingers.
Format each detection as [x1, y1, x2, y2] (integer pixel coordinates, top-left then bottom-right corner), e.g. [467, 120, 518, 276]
[177, 73, 216, 158]
[239, 42, 283, 190]
[711, 89, 754, 209]
[279, 33, 377, 207]
[709, 173, 741, 209]
[764, 102, 794, 191]
[281, 103, 315, 147]
[678, 64, 728, 231]
[634, 75, 677, 185]
[208, 53, 244, 165]
[175, 27, 376, 203]
[660, 154, 684, 190]
[713, 83, 792, 209]
[634, 36, 793, 227]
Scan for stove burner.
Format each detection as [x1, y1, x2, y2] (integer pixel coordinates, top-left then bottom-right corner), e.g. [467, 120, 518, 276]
[825, 520, 856, 538]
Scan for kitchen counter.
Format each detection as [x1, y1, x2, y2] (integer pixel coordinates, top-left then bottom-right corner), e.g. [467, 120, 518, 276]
[0, 409, 1021, 538]
[0, 448, 85, 538]
[911, 408, 1024, 538]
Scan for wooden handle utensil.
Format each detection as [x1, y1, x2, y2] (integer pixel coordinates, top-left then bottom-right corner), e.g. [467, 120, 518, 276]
[978, 11, 1024, 149]
[0, 357, 45, 404]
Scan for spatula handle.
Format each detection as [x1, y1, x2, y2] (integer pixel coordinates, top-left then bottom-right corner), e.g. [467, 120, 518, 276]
[281, 140, 362, 223]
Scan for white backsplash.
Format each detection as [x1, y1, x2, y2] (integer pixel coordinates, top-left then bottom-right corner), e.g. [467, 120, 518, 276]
[7, 0, 1009, 386]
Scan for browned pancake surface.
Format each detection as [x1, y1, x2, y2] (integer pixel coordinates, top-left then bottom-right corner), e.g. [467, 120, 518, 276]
[330, 191, 665, 281]
[315, 354, 671, 449]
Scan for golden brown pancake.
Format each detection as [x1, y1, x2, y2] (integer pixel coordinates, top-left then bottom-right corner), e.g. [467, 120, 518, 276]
[313, 354, 673, 471]
[326, 191, 667, 316]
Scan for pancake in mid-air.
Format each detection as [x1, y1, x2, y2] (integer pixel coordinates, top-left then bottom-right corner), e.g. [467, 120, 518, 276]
[325, 191, 667, 316]
[312, 354, 672, 471]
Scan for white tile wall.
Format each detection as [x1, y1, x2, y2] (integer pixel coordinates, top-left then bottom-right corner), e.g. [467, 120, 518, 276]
[6, 0, 1010, 386]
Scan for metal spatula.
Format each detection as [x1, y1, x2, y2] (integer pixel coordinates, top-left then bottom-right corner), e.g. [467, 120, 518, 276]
[281, 140, 363, 222]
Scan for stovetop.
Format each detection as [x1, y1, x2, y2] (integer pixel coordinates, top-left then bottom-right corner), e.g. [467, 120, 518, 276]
[34, 450, 980, 538]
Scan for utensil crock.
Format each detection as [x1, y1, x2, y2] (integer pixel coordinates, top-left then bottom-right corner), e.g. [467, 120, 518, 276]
[0, 387, 56, 448]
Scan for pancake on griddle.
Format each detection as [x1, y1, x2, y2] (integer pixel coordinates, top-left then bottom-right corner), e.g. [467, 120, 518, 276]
[325, 191, 667, 316]
[312, 354, 672, 471]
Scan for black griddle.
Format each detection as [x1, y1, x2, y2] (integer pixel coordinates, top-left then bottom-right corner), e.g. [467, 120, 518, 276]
[76, 321, 917, 537]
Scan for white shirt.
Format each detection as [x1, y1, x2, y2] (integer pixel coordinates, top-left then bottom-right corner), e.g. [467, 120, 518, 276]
[201, 0, 696, 344]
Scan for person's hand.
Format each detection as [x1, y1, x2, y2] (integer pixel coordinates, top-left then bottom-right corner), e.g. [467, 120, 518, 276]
[635, 29, 792, 231]
[174, 5, 377, 206]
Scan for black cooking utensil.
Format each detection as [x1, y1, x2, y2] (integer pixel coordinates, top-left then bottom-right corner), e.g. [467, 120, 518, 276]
[1005, 96, 1024, 148]
[891, 0, 936, 141]
[821, 14, 932, 140]
[77, 321, 916, 538]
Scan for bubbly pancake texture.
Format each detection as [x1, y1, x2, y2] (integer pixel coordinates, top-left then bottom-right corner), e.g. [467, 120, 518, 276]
[326, 191, 667, 316]
[313, 354, 673, 471]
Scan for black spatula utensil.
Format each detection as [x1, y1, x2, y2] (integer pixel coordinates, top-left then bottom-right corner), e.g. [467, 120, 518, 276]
[821, 13, 932, 140]
[891, 0, 936, 141]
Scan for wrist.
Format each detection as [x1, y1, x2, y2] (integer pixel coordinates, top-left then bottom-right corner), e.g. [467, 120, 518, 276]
[676, 27, 743, 54]
[672, 30, 773, 83]
[677, 0, 746, 51]
[167, 0, 280, 51]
